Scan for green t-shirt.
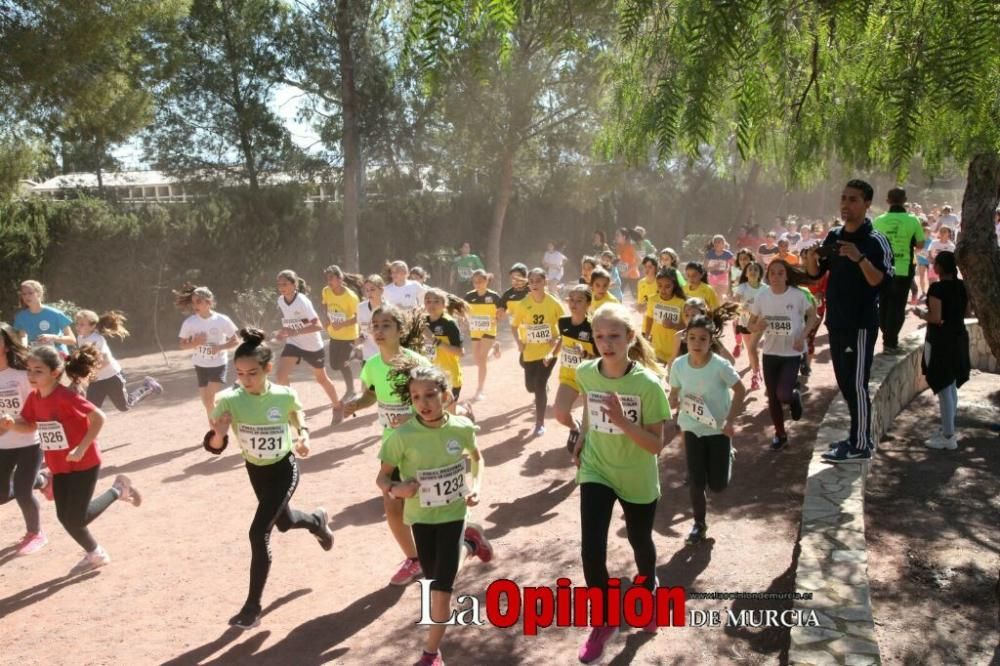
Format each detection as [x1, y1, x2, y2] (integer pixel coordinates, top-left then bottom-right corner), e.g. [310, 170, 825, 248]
[576, 360, 671, 504]
[359, 348, 430, 437]
[378, 413, 478, 525]
[454, 254, 485, 283]
[873, 211, 924, 277]
[211, 382, 303, 466]
[668, 353, 741, 437]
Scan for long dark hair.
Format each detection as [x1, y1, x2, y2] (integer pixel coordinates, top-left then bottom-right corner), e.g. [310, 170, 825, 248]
[234, 328, 272, 366]
[0, 322, 30, 370]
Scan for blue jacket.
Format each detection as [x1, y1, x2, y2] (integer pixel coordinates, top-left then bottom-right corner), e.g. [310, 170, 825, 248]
[813, 220, 894, 329]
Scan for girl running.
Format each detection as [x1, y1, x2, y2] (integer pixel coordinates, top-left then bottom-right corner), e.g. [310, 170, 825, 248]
[543, 241, 568, 292]
[0, 323, 47, 555]
[376, 363, 492, 666]
[423, 288, 467, 404]
[588, 267, 619, 313]
[176, 285, 239, 418]
[14, 280, 75, 352]
[635, 255, 659, 313]
[704, 235, 735, 301]
[730, 249, 754, 290]
[927, 226, 956, 283]
[683, 262, 720, 310]
[464, 270, 502, 402]
[579, 256, 597, 285]
[273, 270, 343, 423]
[205, 328, 334, 629]
[341, 305, 430, 586]
[642, 267, 687, 368]
[74, 310, 162, 412]
[914, 221, 932, 300]
[552, 285, 598, 453]
[385, 261, 428, 310]
[668, 315, 746, 545]
[321, 265, 362, 400]
[747, 260, 818, 450]
[357, 274, 386, 361]
[599, 250, 624, 302]
[409, 266, 430, 287]
[511, 268, 566, 437]
[570, 303, 671, 662]
[0, 345, 141, 574]
[732, 262, 764, 390]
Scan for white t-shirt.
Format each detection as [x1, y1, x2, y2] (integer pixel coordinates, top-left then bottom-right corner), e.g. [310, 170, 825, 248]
[78, 332, 122, 381]
[733, 282, 762, 328]
[937, 214, 960, 231]
[749, 286, 811, 357]
[179, 312, 239, 368]
[383, 280, 426, 310]
[278, 293, 325, 352]
[928, 239, 956, 262]
[543, 250, 567, 281]
[356, 299, 379, 360]
[0, 368, 36, 450]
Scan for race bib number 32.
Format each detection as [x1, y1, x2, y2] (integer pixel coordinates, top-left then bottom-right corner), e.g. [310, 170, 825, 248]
[417, 461, 468, 508]
[586, 391, 642, 435]
[237, 424, 287, 459]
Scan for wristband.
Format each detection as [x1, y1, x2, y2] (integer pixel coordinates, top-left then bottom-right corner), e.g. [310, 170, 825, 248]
[855, 256, 865, 264]
[203, 430, 228, 454]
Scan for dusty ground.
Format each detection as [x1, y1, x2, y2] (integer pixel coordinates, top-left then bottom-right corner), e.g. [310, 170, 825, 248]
[867, 371, 1000, 666]
[0, 312, 915, 665]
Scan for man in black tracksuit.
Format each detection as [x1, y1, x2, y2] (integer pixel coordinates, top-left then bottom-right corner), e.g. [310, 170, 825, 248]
[806, 180, 893, 463]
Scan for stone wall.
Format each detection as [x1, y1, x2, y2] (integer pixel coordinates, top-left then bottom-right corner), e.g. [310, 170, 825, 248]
[788, 320, 995, 665]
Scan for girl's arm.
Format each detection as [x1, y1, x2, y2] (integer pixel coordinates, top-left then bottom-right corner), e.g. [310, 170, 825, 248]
[0, 415, 38, 434]
[716, 346, 736, 365]
[288, 409, 311, 456]
[376, 461, 417, 497]
[291, 319, 325, 336]
[179, 334, 207, 350]
[643, 315, 653, 337]
[722, 380, 747, 437]
[603, 392, 664, 455]
[343, 385, 377, 416]
[68, 408, 106, 461]
[466, 448, 484, 505]
[545, 336, 563, 365]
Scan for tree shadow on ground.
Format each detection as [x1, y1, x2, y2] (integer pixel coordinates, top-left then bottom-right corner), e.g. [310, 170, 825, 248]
[295, 434, 380, 474]
[161, 450, 244, 483]
[101, 443, 203, 477]
[326, 495, 386, 533]
[0, 571, 100, 616]
[480, 426, 533, 468]
[484, 479, 577, 539]
[519, 444, 575, 478]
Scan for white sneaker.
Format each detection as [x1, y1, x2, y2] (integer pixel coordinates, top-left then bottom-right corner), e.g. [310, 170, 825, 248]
[926, 432, 958, 450]
[69, 545, 111, 575]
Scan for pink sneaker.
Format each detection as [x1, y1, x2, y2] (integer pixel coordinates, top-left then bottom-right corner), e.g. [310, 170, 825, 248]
[37, 469, 54, 502]
[464, 522, 494, 563]
[750, 373, 761, 391]
[16, 531, 47, 556]
[413, 651, 444, 666]
[112, 474, 142, 507]
[579, 625, 618, 663]
[389, 558, 423, 586]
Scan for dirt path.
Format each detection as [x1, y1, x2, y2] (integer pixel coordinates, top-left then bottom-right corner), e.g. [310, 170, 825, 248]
[0, 314, 891, 665]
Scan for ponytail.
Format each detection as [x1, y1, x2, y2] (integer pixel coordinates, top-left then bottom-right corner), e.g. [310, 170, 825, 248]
[174, 283, 214, 313]
[233, 327, 272, 366]
[97, 311, 130, 339]
[0, 322, 30, 370]
[64, 345, 102, 385]
[278, 269, 309, 295]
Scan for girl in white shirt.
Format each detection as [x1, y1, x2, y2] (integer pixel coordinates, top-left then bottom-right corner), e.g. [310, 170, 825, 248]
[75, 310, 161, 412]
[384, 261, 427, 310]
[177, 285, 240, 418]
[356, 274, 386, 361]
[543, 241, 568, 292]
[273, 269, 343, 424]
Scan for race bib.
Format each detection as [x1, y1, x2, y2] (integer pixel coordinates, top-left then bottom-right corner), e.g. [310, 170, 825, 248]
[586, 391, 642, 435]
[654, 304, 681, 326]
[417, 460, 468, 508]
[457, 266, 473, 280]
[766, 316, 793, 336]
[707, 259, 728, 273]
[377, 402, 411, 429]
[282, 317, 307, 331]
[0, 387, 22, 413]
[328, 311, 347, 325]
[237, 423, 287, 460]
[560, 346, 583, 369]
[469, 315, 492, 332]
[37, 421, 70, 451]
[681, 394, 717, 428]
[525, 324, 552, 344]
[196, 345, 218, 358]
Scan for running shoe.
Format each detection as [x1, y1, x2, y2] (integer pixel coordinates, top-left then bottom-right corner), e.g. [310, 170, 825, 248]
[821, 442, 872, 463]
[827, 438, 849, 450]
[750, 373, 761, 391]
[790, 389, 803, 421]
[15, 531, 47, 556]
[143, 376, 164, 395]
[389, 558, 423, 586]
[686, 522, 707, 544]
[926, 432, 958, 450]
[578, 625, 619, 663]
[113, 474, 142, 507]
[770, 435, 788, 451]
[800, 362, 811, 378]
[331, 403, 345, 426]
[228, 604, 261, 630]
[464, 522, 494, 563]
[36, 469, 54, 502]
[69, 545, 110, 575]
[313, 507, 335, 551]
[566, 429, 581, 454]
[732, 343, 742, 359]
[533, 424, 546, 438]
[413, 651, 444, 666]
[471, 392, 486, 403]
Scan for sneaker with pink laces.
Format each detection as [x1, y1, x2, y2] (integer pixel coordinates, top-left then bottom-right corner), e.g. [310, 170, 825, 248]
[464, 522, 494, 563]
[578, 625, 619, 663]
[36, 469, 54, 501]
[389, 558, 423, 586]
[15, 531, 47, 556]
[112, 474, 142, 507]
[413, 650, 444, 666]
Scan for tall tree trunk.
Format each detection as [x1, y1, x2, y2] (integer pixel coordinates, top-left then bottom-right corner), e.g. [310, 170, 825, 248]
[734, 159, 760, 233]
[956, 151, 1000, 360]
[487, 144, 516, 280]
[336, 0, 361, 273]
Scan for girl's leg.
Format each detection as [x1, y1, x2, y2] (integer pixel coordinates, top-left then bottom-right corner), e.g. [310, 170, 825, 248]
[54, 467, 108, 552]
[938, 382, 958, 437]
[413, 521, 468, 654]
[13, 446, 43, 533]
[705, 434, 734, 493]
[473, 339, 489, 397]
[310, 366, 342, 406]
[85, 378, 110, 409]
[105, 374, 131, 412]
[384, 493, 418, 559]
[275, 356, 297, 386]
[761, 355, 787, 438]
[683, 432, 709, 526]
[579, 483, 618, 597]
[620, 497, 658, 590]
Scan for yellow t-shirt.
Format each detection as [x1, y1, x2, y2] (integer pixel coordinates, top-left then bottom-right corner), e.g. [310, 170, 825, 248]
[645, 294, 686, 364]
[427, 314, 463, 388]
[464, 289, 500, 339]
[588, 292, 620, 314]
[683, 281, 719, 310]
[321, 286, 360, 340]
[636, 277, 657, 309]
[557, 315, 596, 389]
[513, 293, 566, 362]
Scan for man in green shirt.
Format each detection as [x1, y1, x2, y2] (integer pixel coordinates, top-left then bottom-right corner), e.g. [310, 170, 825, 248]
[873, 187, 925, 352]
[450, 242, 485, 294]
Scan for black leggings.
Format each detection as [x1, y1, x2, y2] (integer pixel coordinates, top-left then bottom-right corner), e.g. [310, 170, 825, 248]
[762, 354, 800, 437]
[0, 445, 43, 533]
[683, 432, 732, 525]
[580, 482, 657, 605]
[87, 374, 130, 412]
[52, 466, 120, 552]
[244, 454, 320, 611]
[520, 356, 556, 425]
[412, 520, 468, 593]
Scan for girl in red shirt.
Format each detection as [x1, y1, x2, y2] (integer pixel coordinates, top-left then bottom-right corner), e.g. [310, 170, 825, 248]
[0, 345, 141, 575]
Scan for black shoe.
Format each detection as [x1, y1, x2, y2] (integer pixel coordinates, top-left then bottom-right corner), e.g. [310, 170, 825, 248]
[882, 344, 902, 355]
[800, 362, 811, 377]
[566, 429, 580, 454]
[790, 390, 803, 421]
[229, 604, 261, 630]
[828, 438, 849, 449]
[686, 522, 707, 544]
[314, 507, 334, 551]
[770, 435, 788, 451]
